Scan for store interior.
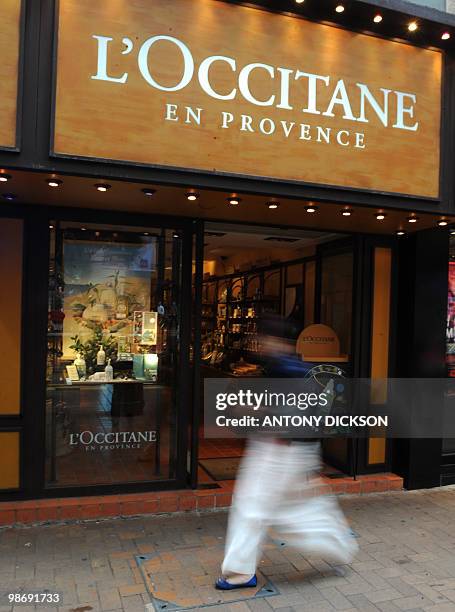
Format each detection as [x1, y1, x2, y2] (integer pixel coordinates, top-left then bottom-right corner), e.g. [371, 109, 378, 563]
[197, 223, 355, 484]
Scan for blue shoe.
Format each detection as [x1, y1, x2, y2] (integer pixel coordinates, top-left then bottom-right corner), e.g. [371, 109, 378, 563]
[215, 574, 257, 590]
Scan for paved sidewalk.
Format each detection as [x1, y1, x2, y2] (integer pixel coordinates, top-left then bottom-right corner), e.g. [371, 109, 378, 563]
[2, 487, 455, 611]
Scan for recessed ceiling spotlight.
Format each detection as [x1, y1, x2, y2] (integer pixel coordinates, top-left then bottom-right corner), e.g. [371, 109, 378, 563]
[95, 183, 111, 192]
[442, 32, 451, 40]
[335, 5, 345, 13]
[451, 230, 455, 235]
[0, 173, 12, 183]
[142, 188, 156, 197]
[186, 191, 199, 201]
[2, 193, 16, 201]
[295, 0, 305, 3]
[267, 201, 280, 209]
[376, 212, 387, 221]
[143, 232, 150, 236]
[396, 230, 406, 236]
[173, 232, 180, 238]
[408, 21, 418, 32]
[374, 14, 383, 23]
[47, 178, 63, 188]
[227, 196, 241, 206]
[49, 225, 54, 229]
[342, 208, 352, 217]
[407, 215, 419, 223]
[438, 219, 449, 227]
[81, 227, 87, 231]
[306, 205, 318, 213]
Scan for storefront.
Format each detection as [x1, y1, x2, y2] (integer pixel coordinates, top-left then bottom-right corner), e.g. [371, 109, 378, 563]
[0, 0, 454, 502]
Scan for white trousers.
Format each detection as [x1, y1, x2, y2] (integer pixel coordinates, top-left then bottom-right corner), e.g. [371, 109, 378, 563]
[222, 439, 358, 576]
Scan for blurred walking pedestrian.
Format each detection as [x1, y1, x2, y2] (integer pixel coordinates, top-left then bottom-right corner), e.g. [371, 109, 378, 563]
[216, 314, 358, 590]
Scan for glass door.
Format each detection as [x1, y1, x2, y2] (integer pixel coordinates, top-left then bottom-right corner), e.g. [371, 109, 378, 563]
[45, 221, 187, 489]
[317, 243, 355, 474]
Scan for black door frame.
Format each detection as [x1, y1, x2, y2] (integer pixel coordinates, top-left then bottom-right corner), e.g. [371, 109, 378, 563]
[189, 220, 205, 488]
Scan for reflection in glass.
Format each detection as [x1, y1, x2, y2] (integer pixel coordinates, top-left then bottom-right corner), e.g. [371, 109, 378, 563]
[246, 274, 261, 300]
[286, 263, 303, 286]
[320, 252, 353, 357]
[284, 286, 297, 318]
[264, 270, 281, 301]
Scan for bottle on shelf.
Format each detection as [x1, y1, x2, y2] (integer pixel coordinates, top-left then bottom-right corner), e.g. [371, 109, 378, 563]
[96, 344, 106, 366]
[74, 353, 86, 379]
[105, 359, 114, 382]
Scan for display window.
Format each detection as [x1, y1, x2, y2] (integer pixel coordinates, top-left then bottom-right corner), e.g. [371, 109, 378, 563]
[45, 222, 183, 488]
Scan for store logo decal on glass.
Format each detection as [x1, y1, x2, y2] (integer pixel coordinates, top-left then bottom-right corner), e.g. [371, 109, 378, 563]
[69, 430, 157, 452]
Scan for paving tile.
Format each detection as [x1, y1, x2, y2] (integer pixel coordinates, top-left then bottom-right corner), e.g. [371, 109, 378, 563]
[117, 585, 146, 597]
[393, 595, 433, 609]
[365, 588, 402, 604]
[119, 594, 145, 612]
[347, 594, 381, 610]
[98, 587, 122, 611]
[375, 603, 403, 612]
[318, 587, 352, 609]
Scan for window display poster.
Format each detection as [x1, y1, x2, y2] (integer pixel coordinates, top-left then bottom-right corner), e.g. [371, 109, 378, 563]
[447, 262, 455, 376]
[62, 240, 154, 358]
[142, 312, 158, 345]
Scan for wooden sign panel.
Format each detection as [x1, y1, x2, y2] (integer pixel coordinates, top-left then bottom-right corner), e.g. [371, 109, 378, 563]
[54, 0, 442, 198]
[0, 0, 21, 149]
